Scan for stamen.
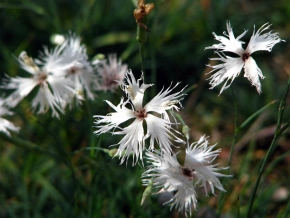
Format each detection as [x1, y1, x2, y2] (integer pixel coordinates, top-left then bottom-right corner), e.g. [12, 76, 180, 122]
[68, 66, 80, 75]
[135, 108, 147, 120]
[242, 52, 250, 61]
[35, 71, 48, 87]
[182, 167, 195, 179]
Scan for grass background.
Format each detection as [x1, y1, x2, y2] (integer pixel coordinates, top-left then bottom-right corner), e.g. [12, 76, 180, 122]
[0, 0, 290, 217]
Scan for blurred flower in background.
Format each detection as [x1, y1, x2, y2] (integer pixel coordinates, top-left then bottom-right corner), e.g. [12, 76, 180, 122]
[60, 34, 98, 102]
[0, 98, 19, 136]
[2, 33, 99, 118]
[2, 50, 73, 118]
[94, 53, 127, 92]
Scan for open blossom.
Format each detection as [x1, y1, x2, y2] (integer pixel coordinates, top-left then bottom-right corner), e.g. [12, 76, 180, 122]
[94, 70, 185, 165]
[2, 50, 74, 118]
[2, 34, 97, 118]
[56, 34, 98, 102]
[142, 136, 231, 216]
[206, 22, 284, 94]
[0, 99, 20, 136]
[94, 53, 127, 92]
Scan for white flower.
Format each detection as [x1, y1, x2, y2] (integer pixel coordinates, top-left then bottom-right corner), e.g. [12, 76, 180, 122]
[94, 53, 127, 92]
[2, 33, 98, 118]
[142, 136, 230, 216]
[184, 136, 229, 195]
[206, 22, 284, 94]
[142, 151, 197, 216]
[0, 99, 20, 136]
[94, 70, 185, 165]
[3, 50, 74, 118]
[60, 34, 98, 102]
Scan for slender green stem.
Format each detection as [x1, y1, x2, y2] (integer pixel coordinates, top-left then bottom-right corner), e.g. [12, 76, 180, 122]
[217, 86, 238, 215]
[246, 134, 279, 217]
[227, 86, 238, 167]
[172, 111, 186, 126]
[139, 45, 145, 73]
[150, 41, 157, 97]
[173, 111, 190, 140]
[83, 99, 95, 157]
[246, 78, 290, 217]
[238, 100, 277, 131]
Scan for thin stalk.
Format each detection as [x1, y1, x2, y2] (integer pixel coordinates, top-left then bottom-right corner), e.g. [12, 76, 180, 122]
[83, 99, 95, 157]
[228, 86, 239, 166]
[136, 15, 147, 74]
[173, 111, 186, 126]
[150, 42, 156, 97]
[217, 86, 238, 215]
[246, 78, 290, 217]
[139, 45, 145, 73]
[238, 100, 277, 131]
[246, 134, 279, 217]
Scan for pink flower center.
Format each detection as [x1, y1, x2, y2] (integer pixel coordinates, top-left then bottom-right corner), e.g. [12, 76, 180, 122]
[242, 52, 250, 62]
[103, 74, 119, 89]
[135, 108, 147, 120]
[36, 72, 48, 86]
[182, 167, 195, 179]
[68, 66, 80, 75]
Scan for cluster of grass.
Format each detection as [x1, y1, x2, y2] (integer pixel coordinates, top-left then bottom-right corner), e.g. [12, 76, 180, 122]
[0, 0, 290, 217]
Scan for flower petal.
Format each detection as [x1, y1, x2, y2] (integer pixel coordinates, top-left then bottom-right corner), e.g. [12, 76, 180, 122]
[142, 151, 197, 216]
[243, 56, 264, 94]
[121, 70, 153, 110]
[114, 119, 145, 165]
[93, 99, 135, 135]
[205, 21, 246, 55]
[246, 23, 284, 54]
[144, 82, 186, 122]
[207, 54, 244, 94]
[95, 53, 127, 92]
[185, 136, 231, 196]
[145, 114, 184, 154]
[2, 76, 39, 107]
[31, 83, 64, 118]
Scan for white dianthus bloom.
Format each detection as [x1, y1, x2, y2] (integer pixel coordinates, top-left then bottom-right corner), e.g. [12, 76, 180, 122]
[142, 136, 230, 216]
[94, 70, 185, 165]
[0, 99, 20, 136]
[60, 34, 98, 101]
[3, 50, 74, 118]
[94, 53, 127, 92]
[142, 151, 197, 216]
[206, 22, 284, 94]
[2, 33, 98, 117]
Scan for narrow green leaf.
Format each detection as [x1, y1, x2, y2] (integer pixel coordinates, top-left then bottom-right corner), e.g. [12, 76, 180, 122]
[238, 100, 277, 131]
[141, 180, 153, 206]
